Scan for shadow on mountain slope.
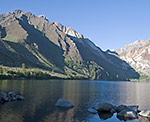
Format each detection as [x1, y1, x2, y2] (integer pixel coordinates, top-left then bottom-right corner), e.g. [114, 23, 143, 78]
[0, 40, 50, 69]
[0, 25, 7, 38]
[68, 35, 139, 80]
[16, 15, 65, 71]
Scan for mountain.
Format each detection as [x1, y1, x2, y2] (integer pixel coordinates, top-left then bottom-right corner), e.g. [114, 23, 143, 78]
[114, 40, 150, 76]
[0, 9, 139, 80]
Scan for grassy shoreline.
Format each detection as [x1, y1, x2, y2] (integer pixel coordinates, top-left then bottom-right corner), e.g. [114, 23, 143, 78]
[0, 65, 89, 80]
[1, 65, 149, 81]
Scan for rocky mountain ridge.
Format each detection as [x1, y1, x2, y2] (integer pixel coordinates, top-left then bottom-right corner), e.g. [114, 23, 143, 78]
[0, 9, 139, 80]
[114, 40, 150, 76]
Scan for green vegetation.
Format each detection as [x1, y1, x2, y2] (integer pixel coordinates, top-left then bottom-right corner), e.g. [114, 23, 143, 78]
[0, 65, 53, 80]
[0, 64, 89, 80]
[65, 59, 111, 80]
[130, 75, 150, 82]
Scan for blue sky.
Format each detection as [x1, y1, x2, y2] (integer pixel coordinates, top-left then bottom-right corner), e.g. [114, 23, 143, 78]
[1, 0, 150, 50]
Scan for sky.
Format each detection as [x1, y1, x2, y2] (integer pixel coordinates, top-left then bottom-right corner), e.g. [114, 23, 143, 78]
[1, 0, 150, 50]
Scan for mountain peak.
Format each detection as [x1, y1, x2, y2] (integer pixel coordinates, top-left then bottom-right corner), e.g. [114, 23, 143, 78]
[38, 15, 48, 20]
[12, 9, 24, 15]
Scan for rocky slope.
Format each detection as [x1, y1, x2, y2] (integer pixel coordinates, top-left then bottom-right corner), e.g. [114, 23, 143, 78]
[114, 40, 150, 76]
[0, 10, 139, 80]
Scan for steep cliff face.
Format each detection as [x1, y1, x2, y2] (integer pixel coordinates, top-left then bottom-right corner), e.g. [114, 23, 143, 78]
[115, 40, 150, 76]
[0, 10, 139, 80]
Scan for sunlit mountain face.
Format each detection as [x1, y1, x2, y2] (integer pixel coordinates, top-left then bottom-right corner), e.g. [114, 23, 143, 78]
[114, 40, 150, 76]
[0, 10, 139, 80]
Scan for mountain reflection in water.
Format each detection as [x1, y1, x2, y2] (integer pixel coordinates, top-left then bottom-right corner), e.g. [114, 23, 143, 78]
[0, 80, 150, 122]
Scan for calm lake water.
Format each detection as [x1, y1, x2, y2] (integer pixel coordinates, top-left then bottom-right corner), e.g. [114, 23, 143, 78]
[0, 80, 150, 122]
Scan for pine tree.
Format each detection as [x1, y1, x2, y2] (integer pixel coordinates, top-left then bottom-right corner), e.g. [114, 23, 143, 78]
[22, 63, 26, 74]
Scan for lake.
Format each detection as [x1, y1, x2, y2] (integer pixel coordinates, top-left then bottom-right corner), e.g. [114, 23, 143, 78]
[0, 80, 150, 122]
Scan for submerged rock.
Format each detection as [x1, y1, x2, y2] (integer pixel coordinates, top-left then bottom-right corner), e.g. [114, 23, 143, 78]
[55, 98, 74, 108]
[117, 109, 138, 121]
[139, 110, 150, 117]
[97, 103, 114, 112]
[88, 108, 98, 114]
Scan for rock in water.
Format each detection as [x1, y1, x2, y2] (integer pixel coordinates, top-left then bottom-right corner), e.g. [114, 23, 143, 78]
[0, 91, 8, 102]
[97, 103, 114, 112]
[117, 109, 138, 121]
[98, 112, 113, 120]
[55, 98, 74, 108]
[116, 105, 127, 113]
[0, 91, 24, 104]
[8, 91, 16, 97]
[139, 110, 150, 117]
[88, 108, 98, 114]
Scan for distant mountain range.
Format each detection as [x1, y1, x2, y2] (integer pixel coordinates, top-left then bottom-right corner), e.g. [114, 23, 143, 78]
[0, 10, 139, 80]
[114, 40, 150, 76]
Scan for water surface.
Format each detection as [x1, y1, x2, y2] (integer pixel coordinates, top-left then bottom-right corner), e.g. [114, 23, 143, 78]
[0, 80, 150, 122]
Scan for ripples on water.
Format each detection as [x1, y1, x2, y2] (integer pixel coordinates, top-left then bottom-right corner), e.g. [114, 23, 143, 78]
[0, 80, 150, 122]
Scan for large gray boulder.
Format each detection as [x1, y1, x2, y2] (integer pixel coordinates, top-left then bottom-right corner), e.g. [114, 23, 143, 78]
[55, 98, 74, 108]
[117, 109, 138, 121]
[139, 110, 150, 117]
[97, 103, 114, 112]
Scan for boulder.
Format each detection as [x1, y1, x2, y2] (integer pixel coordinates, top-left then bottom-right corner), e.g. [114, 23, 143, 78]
[88, 108, 98, 114]
[117, 109, 138, 121]
[8, 91, 16, 97]
[55, 98, 74, 108]
[97, 103, 114, 112]
[139, 110, 150, 117]
[116, 105, 139, 113]
[116, 105, 127, 113]
[0, 91, 24, 104]
[98, 112, 113, 120]
[0, 91, 8, 102]
[1, 91, 7, 98]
